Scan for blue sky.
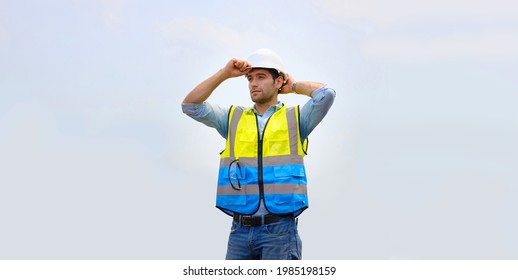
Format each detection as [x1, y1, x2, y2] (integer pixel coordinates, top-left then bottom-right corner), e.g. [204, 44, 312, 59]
[1, 0, 517, 259]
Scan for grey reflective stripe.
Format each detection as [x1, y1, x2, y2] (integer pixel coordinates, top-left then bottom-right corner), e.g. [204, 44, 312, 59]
[220, 155, 303, 167]
[263, 155, 304, 166]
[286, 106, 299, 156]
[264, 184, 307, 195]
[228, 107, 244, 159]
[217, 184, 260, 195]
[220, 157, 255, 167]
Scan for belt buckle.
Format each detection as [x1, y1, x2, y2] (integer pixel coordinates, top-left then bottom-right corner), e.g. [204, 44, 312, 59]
[241, 215, 253, 226]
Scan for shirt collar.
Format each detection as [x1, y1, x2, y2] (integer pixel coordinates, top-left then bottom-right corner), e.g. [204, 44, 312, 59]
[245, 102, 284, 114]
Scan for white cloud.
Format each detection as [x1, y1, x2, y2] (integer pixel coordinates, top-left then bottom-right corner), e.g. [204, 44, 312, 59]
[99, 0, 127, 26]
[309, 0, 518, 25]
[160, 16, 244, 57]
[364, 29, 518, 62]
[308, 0, 518, 61]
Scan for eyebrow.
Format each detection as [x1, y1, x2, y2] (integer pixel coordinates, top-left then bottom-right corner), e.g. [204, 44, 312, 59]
[247, 72, 267, 78]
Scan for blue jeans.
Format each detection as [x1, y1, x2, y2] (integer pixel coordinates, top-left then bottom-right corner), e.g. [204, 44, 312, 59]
[225, 216, 302, 260]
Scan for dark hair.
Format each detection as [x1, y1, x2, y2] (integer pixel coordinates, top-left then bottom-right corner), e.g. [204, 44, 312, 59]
[267, 69, 285, 93]
[246, 68, 285, 92]
[265, 68, 282, 80]
[248, 67, 283, 81]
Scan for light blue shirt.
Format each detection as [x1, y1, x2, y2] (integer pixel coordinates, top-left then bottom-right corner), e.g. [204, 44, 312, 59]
[182, 87, 335, 141]
[182, 86, 336, 215]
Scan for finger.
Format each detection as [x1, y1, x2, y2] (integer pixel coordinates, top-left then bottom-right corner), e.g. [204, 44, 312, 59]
[239, 60, 250, 71]
[234, 59, 247, 68]
[241, 65, 250, 72]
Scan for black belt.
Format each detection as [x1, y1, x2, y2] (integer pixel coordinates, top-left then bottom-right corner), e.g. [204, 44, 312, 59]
[233, 213, 292, 227]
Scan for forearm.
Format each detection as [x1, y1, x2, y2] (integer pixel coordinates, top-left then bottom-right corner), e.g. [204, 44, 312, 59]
[182, 68, 230, 104]
[299, 86, 336, 140]
[292, 81, 325, 97]
[183, 58, 250, 104]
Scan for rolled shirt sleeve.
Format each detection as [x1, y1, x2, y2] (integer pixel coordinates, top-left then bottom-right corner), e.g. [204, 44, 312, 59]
[181, 102, 229, 138]
[299, 87, 336, 141]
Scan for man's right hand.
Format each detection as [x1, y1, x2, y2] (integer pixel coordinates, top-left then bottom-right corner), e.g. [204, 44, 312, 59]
[183, 58, 251, 104]
[223, 58, 252, 78]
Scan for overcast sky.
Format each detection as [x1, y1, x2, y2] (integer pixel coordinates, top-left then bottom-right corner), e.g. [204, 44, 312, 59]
[1, 0, 517, 259]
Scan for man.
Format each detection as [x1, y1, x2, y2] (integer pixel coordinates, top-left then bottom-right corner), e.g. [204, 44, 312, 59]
[182, 48, 335, 260]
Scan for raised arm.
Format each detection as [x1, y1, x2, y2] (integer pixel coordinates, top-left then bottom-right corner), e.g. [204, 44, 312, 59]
[279, 73, 325, 97]
[278, 73, 335, 140]
[182, 58, 251, 104]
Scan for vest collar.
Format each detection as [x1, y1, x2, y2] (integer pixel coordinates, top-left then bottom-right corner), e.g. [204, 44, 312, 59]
[245, 102, 284, 114]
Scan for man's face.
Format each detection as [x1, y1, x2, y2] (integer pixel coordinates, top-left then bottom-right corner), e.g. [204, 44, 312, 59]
[246, 69, 282, 104]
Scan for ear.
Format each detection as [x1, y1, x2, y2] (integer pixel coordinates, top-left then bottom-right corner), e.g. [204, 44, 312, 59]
[274, 75, 284, 92]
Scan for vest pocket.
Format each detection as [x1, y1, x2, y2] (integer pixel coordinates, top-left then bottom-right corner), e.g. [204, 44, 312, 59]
[264, 139, 290, 156]
[272, 165, 306, 205]
[272, 165, 306, 181]
[218, 193, 247, 206]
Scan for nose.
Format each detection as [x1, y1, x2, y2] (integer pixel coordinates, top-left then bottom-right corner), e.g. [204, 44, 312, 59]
[248, 78, 258, 89]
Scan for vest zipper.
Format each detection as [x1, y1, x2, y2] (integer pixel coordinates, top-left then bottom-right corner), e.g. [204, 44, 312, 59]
[255, 113, 272, 209]
[255, 114, 264, 203]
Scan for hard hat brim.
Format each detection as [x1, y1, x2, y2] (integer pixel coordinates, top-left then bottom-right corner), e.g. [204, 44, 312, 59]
[245, 66, 285, 74]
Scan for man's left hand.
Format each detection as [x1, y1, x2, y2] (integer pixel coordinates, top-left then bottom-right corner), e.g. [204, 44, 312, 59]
[279, 73, 296, 94]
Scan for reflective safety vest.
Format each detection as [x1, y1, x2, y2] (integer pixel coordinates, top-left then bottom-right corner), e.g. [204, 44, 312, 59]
[216, 104, 309, 217]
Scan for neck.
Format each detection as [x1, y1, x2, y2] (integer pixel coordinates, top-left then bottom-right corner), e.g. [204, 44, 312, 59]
[254, 100, 277, 115]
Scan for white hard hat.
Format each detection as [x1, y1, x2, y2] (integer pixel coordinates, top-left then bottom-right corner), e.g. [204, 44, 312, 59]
[247, 48, 286, 74]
